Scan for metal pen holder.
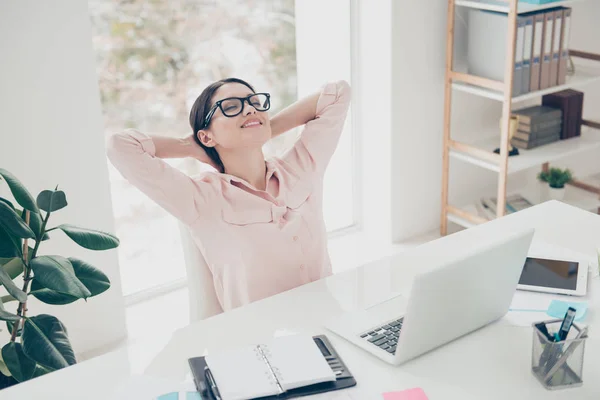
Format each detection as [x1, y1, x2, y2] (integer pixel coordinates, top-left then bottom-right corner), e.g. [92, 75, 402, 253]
[532, 319, 588, 390]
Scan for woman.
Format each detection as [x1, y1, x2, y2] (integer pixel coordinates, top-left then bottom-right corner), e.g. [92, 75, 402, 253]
[107, 78, 351, 311]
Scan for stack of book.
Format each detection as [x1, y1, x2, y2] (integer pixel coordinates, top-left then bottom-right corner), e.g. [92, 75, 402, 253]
[476, 194, 535, 220]
[511, 105, 562, 150]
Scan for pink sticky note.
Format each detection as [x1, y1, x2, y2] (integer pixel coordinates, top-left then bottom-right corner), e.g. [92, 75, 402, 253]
[382, 388, 429, 400]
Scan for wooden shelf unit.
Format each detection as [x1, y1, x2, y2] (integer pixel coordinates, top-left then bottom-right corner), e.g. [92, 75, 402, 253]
[441, 0, 600, 235]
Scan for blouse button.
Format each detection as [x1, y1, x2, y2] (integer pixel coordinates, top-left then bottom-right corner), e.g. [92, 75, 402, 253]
[293, 236, 299, 241]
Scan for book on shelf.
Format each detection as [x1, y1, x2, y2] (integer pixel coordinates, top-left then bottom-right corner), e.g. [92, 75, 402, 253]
[517, 117, 561, 134]
[466, 6, 572, 95]
[542, 89, 584, 139]
[513, 124, 561, 141]
[512, 104, 562, 125]
[476, 194, 535, 220]
[511, 131, 560, 149]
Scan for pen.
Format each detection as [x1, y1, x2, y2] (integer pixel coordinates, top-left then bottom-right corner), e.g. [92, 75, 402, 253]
[544, 326, 588, 382]
[534, 322, 554, 342]
[542, 308, 577, 375]
[557, 307, 577, 341]
[204, 366, 222, 400]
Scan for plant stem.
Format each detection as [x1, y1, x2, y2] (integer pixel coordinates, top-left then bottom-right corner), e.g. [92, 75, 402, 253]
[10, 209, 50, 342]
[31, 210, 50, 260]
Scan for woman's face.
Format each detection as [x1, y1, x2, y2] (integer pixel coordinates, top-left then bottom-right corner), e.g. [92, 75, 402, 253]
[200, 83, 272, 151]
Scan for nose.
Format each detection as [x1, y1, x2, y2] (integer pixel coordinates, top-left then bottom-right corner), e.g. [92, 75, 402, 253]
[241, 99, 257, 116]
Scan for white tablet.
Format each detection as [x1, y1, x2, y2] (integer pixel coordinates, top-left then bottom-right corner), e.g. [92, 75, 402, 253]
[517, 255, 588, 296]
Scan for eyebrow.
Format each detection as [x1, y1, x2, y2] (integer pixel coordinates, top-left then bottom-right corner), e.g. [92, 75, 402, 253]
[218, 93, 254, 101]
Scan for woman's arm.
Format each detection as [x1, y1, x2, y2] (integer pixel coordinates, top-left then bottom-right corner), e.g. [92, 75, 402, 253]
[151, 134, 217, 168]
[269, 92, 321, 138]
[278, 80, 351, 174]
[106, 129, 217, 224]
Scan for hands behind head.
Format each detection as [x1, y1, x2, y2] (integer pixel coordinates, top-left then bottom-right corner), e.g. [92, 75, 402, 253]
[186, 135, 220, 171]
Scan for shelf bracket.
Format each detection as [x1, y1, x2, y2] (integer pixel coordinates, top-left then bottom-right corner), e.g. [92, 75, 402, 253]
[569, 50, 600, 63]
[568, 179, 600, 196]
[582, 120, 600, 130]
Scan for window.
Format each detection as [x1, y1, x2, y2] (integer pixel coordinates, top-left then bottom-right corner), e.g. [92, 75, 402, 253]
[89, 0, 356, 297]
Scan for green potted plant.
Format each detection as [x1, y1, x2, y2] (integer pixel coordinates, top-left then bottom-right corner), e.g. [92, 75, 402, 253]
[0, 168, 119, 389]
[537, 167, 572, 201]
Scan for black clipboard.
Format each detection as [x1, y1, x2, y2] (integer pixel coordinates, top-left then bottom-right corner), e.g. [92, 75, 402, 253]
[188, 334, 356, 399]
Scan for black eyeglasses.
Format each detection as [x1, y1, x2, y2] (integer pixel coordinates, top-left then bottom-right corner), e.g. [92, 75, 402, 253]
[201, 93, 271, 129]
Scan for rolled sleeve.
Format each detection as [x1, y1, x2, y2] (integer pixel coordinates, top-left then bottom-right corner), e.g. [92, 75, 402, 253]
[286, 80, 352, 176]
[106, 129, 214, 225]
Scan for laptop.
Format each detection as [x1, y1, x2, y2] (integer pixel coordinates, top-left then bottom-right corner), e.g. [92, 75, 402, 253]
[325, 227, 535, 366]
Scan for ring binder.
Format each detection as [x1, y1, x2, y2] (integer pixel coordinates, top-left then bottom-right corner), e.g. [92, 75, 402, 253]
[255, 345, 284, 395]
[190, 335, 356, 400]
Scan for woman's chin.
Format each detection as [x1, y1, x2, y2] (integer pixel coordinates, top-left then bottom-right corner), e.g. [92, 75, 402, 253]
[239, 127, 271, 142]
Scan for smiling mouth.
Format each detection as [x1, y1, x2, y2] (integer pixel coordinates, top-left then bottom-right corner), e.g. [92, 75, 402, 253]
[241, 121, 262, 128]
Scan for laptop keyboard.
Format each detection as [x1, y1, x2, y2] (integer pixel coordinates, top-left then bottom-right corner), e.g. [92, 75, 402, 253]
[359, 317, 404, 354]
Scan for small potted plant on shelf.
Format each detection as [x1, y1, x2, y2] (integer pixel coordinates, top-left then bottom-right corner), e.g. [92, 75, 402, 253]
[537, 167, 573, 201]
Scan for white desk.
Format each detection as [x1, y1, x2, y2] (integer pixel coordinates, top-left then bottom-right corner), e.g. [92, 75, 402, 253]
[3, 200, 600, 399]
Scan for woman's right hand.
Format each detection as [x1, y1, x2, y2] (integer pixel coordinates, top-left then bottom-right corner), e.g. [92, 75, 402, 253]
[151, 134, 218, 170]
[184, 135, 219, 170]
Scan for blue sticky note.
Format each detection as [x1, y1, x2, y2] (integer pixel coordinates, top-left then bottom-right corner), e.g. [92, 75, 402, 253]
[546, 300, 588, 321]
[156, 393, 178, 400]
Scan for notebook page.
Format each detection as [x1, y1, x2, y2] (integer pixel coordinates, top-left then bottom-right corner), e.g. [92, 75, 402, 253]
[205, 345, 278, 400]
[264, 334, 336, 391]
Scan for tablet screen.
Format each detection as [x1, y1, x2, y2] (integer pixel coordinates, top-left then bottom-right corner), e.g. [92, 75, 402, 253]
[518, 257, 579, 290]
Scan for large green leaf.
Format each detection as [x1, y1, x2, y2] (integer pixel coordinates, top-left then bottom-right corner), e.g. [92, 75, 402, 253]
[68, 257, 111, 296]
[36, 190, 67, 213]
[0, 351, 11, 377]
[29, 256, 91, 300]
[1, 295, 18, 303]
[2, 343, 35, 382]
[1, 256, 24, 280]
[3, 342, 52, 382]
[30, 280, 79, 305]
[0, 298, 20, 322]
[0, 197, 14, 210]
[0, 201, 35, 240]
[30, 258, 110, 304]
[22, 315, 76, 371]
[0, 169, 40, 214]
[0, 226, 22, 258]
[2, 342, 51, 382]
[0, 258, 27, 302]
[57, 224, 120, 250]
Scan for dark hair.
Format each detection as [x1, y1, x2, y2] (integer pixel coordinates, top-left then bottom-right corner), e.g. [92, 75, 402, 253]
[189, 77, 256, 172]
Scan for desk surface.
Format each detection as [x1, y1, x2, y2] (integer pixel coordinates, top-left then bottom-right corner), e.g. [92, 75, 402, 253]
[3, 200, 600, 400]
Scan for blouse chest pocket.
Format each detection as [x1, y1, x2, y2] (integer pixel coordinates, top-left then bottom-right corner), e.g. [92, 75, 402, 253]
[221, 206, 274, 226]
[284, 181, 313, 210]
[220, 181, 314, 226]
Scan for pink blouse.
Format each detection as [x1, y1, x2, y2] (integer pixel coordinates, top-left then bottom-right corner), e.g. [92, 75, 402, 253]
[107, 80, 351, 311]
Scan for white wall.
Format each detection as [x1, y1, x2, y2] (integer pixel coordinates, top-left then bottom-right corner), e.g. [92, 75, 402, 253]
[0, 0, 127, 356]
[389, 1, 600, 242]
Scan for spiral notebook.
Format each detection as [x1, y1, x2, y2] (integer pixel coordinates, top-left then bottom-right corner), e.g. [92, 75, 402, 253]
[189, 334, 355, 400]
